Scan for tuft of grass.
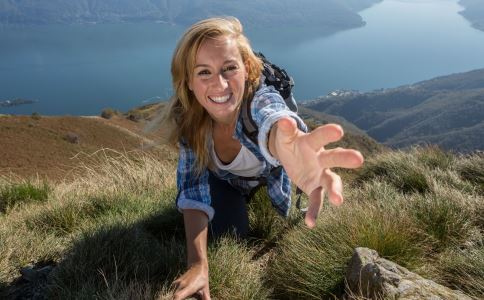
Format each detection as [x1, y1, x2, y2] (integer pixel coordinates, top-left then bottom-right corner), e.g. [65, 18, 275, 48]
[47, 224, 185, 299]
[408, 190, 474, 250]
[63, 149, 176, 198]
[355, 150, 430, 194]
[456, 153, 484, 195]
[25, 195, 117, 235]
[415, 146, 455, 170]
[248, 188, 292, 242]
[0, 181, 50, 213]
[433, 245, 484, 298]
[207, 238, 272, 300]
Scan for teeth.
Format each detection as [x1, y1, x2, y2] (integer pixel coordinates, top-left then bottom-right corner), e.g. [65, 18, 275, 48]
[209, 94, 231, 103]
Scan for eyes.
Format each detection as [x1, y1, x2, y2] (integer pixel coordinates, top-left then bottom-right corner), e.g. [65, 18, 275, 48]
[195, 64, 240, 79]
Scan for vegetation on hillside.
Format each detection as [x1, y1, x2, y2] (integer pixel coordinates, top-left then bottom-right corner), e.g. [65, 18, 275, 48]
[0, 147, 482, 299]
[459, 0, 484, 31]
[304, 68, 484, 152]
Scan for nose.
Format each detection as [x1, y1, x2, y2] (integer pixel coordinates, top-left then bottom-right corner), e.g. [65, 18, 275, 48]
[212, 73, 228, 90]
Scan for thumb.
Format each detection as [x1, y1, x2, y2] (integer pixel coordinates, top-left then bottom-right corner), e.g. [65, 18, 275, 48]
[276, 117, 298, 139]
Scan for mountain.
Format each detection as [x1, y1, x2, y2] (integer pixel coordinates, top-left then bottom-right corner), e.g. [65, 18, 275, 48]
[303, 69, 484, 152]
[459, 0, 484, 31]
[0, 0, 381, 30]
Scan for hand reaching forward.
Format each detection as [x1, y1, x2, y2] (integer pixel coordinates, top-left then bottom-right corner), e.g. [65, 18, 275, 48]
[271, 117, 364, 228]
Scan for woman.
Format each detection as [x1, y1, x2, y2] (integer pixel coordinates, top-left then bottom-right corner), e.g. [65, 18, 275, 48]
[163, 17, 364, 300]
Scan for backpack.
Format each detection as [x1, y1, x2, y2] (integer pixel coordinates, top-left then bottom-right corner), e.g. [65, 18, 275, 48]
[240, 52, 298, 146]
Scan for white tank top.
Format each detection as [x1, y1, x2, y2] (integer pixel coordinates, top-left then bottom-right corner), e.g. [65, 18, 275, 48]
[211, 143, 265, 177]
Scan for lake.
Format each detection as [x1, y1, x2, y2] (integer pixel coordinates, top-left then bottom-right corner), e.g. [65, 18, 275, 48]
[1, 0, 484, 115]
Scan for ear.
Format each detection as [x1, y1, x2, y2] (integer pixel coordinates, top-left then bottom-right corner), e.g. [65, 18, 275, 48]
[187, 80, 193, 91]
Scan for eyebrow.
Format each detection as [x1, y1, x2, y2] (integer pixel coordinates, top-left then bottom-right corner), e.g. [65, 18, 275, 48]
[194, 59, 238, 69]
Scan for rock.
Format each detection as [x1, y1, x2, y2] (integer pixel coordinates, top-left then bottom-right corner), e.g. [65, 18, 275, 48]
[345, 247, 472, 300]
[1, 262, 55, 300]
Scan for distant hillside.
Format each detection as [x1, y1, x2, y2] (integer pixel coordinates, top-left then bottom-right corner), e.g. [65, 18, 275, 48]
[304, 68, 484, 152]
[0, 114, 171, 180]
[0, 0, 381, 30]
[459, 0, 484, 31]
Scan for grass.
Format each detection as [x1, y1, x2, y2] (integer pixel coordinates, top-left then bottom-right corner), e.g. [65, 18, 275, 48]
[0, 181, 51, 213]
[0, 147, 483, 299]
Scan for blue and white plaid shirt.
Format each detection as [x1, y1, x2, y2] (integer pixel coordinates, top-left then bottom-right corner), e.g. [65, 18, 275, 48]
[176, 84, 307, 221]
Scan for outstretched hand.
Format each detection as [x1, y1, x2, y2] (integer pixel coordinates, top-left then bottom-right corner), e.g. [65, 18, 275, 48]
[272, 117, 364, 228]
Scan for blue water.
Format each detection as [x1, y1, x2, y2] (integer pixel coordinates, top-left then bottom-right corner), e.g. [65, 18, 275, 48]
[1, 0, 484, 115]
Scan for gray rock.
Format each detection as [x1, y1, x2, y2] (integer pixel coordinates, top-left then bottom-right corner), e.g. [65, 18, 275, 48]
[345, 247, 472, 300]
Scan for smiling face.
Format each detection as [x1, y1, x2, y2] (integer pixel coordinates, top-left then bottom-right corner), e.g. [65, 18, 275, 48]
[188, 36, 248, 125]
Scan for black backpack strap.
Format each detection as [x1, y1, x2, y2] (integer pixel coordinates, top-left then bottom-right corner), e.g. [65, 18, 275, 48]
[241, 96, 258, 145]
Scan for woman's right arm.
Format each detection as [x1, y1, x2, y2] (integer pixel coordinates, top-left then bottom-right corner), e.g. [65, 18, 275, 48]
[173, 209, 211, 300]
[173, 141, 213, 299]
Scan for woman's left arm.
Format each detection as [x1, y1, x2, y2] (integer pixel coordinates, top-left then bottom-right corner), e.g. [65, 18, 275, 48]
[268, 117, 364, 228]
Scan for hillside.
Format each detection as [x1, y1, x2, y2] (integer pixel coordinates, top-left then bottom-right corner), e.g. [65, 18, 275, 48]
[459, 0, 484, 31]
[0, 0, 381, 30]
[0, 114, 171, 180]
[303, 68, 484, 152]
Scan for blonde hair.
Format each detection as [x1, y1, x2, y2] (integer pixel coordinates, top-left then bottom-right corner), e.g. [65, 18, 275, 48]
[163, 16, 262, 174]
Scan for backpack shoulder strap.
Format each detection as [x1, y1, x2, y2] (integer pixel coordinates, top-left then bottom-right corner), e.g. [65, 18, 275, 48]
[241, 94, 259, 145]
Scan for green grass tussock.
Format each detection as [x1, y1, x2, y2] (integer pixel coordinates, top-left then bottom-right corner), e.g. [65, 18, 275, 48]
[0, 181, 51, 213]
[434, 245, 484, 298]
[355, 148, 431, 194]
[408, 189, 475, 250]
[26, 195, 123, 235]
[48, 223, 185, 299]
[456, 153, 484, 195]
[207, 238, 272, 300]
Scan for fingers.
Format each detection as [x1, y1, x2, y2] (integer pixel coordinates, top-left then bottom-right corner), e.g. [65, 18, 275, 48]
[317, 148, 364, 169]
[202, 285, 211, 300]
[305, 187, 323, 228]
[172, 276, 209, 300]
[306, 123, 344, 151]
[304, 169, 344, 228]
[321, 169, 343, 206]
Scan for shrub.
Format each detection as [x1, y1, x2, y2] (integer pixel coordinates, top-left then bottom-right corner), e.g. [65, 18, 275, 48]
[101, 108, 120, 119]
[31, 112, 41, 120]
[127, 111, 143, 122]
[0, 182, 50, 213]
[63, 132, 80, 144]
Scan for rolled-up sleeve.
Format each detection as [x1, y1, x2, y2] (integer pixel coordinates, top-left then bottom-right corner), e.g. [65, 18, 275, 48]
[251, 86, 307, 166]
[176, 141, 215, 221]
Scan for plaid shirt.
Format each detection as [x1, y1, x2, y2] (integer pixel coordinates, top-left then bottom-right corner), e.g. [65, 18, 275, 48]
[176, 84, 307, 221]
